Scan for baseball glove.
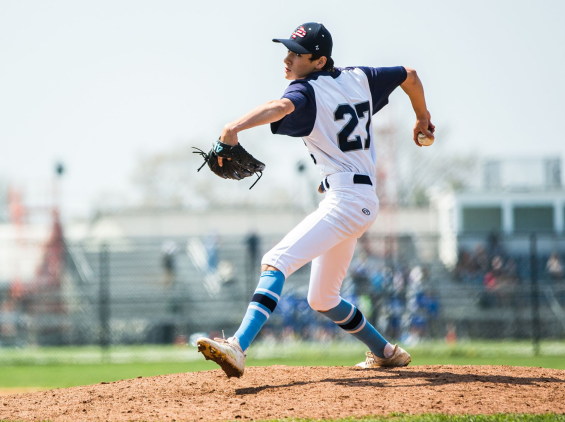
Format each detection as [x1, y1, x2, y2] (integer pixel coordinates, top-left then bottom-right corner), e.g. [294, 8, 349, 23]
[193, 139, 266, 189]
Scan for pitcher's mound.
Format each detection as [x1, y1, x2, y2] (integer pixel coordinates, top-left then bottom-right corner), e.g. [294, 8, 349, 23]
[1, 365, 564, 421]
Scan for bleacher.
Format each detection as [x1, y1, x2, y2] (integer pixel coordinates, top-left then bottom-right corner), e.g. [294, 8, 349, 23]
[4, 233, 565, 347]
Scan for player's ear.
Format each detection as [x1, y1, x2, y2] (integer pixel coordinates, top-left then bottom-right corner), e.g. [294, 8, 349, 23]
[316, 56, 327, 69]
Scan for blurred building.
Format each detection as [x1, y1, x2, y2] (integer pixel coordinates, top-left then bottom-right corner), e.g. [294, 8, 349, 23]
[3, 156, 565, 350]
[79, 205, 437, 240]
[0, 184, 7, 223]
[433, 157, 565, 266]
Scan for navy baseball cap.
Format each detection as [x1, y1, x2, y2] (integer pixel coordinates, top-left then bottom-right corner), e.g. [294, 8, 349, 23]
[273, 22, 332, 57]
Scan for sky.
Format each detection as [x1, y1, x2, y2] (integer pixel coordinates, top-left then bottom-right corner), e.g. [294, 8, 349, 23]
[1, 0, 564, 219]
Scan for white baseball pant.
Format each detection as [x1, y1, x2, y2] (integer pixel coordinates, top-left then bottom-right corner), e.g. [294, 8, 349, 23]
[262, 172, 379, 312]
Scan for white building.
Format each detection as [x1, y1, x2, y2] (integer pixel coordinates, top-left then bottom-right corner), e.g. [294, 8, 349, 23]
[433, 157, 565, 266]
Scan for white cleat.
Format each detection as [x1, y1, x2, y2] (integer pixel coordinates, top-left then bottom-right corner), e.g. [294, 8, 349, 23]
[196, 336, 246, 378]
[355, 344, 411, 368]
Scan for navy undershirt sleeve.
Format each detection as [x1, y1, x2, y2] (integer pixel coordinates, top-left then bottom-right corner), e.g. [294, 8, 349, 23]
[270, 81, 316, 137]
[357, 66, 407, 114]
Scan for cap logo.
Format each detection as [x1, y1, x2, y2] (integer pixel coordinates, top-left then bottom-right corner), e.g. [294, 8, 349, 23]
[291, 26, 307, 39]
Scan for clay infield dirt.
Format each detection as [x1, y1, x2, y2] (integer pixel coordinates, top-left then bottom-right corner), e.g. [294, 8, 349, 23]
[1, 365, 564, 421]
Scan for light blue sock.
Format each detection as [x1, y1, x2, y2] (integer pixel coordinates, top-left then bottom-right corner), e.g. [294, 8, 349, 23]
[234, 271, 285, 351]
[319, 297, 388, 358]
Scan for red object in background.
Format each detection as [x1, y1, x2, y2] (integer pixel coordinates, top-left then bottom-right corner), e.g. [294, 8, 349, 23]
[27, 210, 67, 314]
[9, 278, 25, 300]
[8, 188, 26, 225]
[484, 272, 498, 292]
[8, 209, 67, 313]
[34, 210, 65, 290]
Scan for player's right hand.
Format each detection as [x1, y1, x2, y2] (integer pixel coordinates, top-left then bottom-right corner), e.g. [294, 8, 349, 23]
[413, 111, 435, 147]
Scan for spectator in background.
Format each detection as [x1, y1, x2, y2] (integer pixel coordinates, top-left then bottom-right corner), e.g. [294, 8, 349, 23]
[388, 295, 404, 340]
[504, 258, 518, 281]
[497, 256, 519, 306]
[454, 243, 496, 285]
[393, 270, 405, 296]
[489, 255, 513, 306]
[161, 240, 180, 343]
[245, 232, 260, 268]
[454, 250, 473, 282]
[205, 231, 219, 272]
[245, 232, 261, 296]
[487, 231, 505, 258]
[454, 245, 490, 284]
[547, 252, 564, 280]
[445, 323, 457, 344]
[350, 233, 380, 296]
[481, 255, 502, 308]
[161, 240, 178, 288]
[473, 245, 490, 274]
[350, 255, 373, 297]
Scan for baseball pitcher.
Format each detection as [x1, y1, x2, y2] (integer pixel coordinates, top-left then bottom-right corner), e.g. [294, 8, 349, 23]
[195, 22, 435, 377]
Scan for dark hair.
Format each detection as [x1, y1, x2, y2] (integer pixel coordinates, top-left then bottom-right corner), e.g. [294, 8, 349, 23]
[309, 53, 335, 72]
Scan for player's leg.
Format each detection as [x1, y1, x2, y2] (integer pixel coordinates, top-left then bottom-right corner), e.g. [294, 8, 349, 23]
[308, 237, 411, 367]
[261, 192, 374, 277]
[220, 195, 368, 365]
[233, 268, 284, 351]
[196, 266, 284, 378]
[307, 237, 387, 357]
[197, 189, 377, 376]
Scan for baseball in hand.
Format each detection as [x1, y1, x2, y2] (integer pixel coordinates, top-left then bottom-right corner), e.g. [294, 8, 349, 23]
[417, 132, 434, 147]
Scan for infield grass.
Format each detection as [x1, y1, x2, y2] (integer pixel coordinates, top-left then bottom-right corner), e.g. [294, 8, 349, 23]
[1, 340, 564, 390]
[262, 416, 565, 421]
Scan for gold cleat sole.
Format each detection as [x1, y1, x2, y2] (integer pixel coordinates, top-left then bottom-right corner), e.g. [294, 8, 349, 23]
[381, 355, 411, 368]
[197, 340, 243, 378]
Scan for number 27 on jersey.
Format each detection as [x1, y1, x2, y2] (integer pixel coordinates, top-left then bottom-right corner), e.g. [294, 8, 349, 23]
[334, 100, 371, 152]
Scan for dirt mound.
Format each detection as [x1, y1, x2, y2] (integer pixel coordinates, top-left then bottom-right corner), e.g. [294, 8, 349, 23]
[1, 365, 564, 421]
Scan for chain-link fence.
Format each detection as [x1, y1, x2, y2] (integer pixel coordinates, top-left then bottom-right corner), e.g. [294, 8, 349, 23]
[1, 232, 564, 363]
[448, 233, 565, 347]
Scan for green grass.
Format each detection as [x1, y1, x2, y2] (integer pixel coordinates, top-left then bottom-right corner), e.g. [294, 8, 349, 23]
[0, 362, 206, 389]
[257, 416, 565, 421]
[1, 340, 564, 389]
[2, 340, 564, 366]
[0, 344, 200, 365]
[2, 354, 563, 390]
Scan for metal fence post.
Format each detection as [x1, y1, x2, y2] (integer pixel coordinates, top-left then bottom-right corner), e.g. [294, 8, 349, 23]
[245, 233, 260, 300]
[99, 243, 110, 356]
[385, 235, 394, 270]
[529, 233, 540, 356]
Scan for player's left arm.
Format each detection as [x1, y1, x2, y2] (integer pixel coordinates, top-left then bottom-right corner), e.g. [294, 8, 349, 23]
[221, 99, 295, 146]
[217, 98, 295, 167]
[400, 67, 435, 147]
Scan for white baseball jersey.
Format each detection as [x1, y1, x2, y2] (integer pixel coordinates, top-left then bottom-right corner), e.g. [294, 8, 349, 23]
[271, 66, 407, 178]
[264, 66, 407, 310]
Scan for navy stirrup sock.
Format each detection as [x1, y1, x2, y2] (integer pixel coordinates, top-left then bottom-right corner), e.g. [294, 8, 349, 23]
[234, 270, 285, 351]
[320, 298, 388, 358]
